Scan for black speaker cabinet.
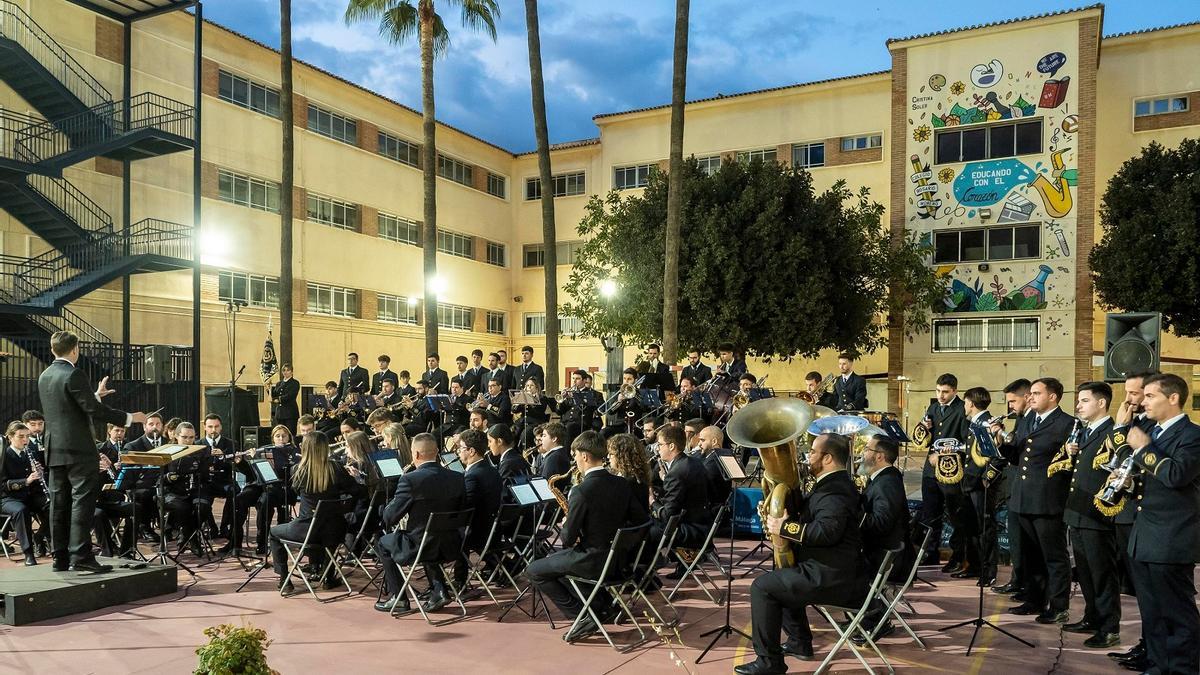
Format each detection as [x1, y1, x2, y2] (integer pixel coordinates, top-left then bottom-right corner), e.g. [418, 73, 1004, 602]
[143, 345, 174, 384]
[1103, 312, 1161, 382]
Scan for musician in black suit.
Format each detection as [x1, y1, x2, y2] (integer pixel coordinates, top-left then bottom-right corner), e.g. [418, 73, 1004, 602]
[402, 380, 435, 438]
[857, 434, 912, 638]
[480, 378, 512, 427]
[337, 352, 370, 397]
[603, 368, 647, 437]
[514, 346, 545, 391]
[36, 330, 143, 573]
[1061, 381, 1120, 648]
[370, 355, 399, 396]
[997, 377, 1075, 624]
[738, 433, 868, 672]
[452, 429, 503, 587]
[163, 422, 207, 556]
[644, 343, 675, 397]
[497, 349, 518, 393]
[93, 423, 144, 558]
[679, 348, 713, 391]
[555, 370, 604, 442]
[666, 376, 706, 425]
[374, 434, 466, 613]
[2, 422, 50, 565]
[989, 378, 1033, 596]
[1119, 373, 1200, 675]
[461, 350, 486, 396]
[487, 424, 529, 484]
[715, 342, 747, 379]
[961, 387, 1001, 586]
[200, 414, 240, 539]
[270, 364, 301, 433]
[450, 355, 471, 394]
[696, 425, 732, 506]
[538, 421, 572, 487]
[485, 352, 510, 392]
[526, 431, 649, 636]
[422, 353, 450, 395]
[832, 354, 868, 411]
[438, 380, 472, 438]
[803, 371, 838, 409]
[918, 374, 970, 568]
[650, 424, 710, 549]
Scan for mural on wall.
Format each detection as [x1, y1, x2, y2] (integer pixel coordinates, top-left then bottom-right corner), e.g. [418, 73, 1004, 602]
[942, 264, 1054, 313]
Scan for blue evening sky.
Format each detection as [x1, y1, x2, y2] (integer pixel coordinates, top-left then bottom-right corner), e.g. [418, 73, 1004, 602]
[207, 1, 1198, 153]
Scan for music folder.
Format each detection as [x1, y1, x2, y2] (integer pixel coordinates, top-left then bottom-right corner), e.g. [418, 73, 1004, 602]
[510, 483, 539, 506]
[970, 424, 1000, 458]
[376, 456, 403, 478]
[717, 453, 747, 481]
[113, 466, 156, 491]
[251, 459, 280, 484]
[528, 477, 557, 502]
[425, 394, 452, 413]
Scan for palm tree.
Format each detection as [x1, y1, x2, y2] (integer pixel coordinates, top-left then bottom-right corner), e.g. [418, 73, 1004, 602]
[523, 0, 558, 393]
[345, 0, 499, 356]
[279, 0, 294, 366]
[661, 0, 690, 360]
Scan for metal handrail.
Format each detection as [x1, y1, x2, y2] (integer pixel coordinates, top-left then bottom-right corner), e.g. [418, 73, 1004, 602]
[0, 1, 111, 110]
[24, 174, 114, 236]
[129, 218, 194, 259]
[0, 108, 48, 162]
[14, 92, 195, 162]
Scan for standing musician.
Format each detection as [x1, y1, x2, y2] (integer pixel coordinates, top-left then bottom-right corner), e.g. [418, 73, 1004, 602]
[1116, 373, 1200, 675]
[485, 352, 509, 392]
[1061, 381, 1120, 648]
[607, 433, 653, 511]
[452, 429, 502, 589]
[2, 422, 50, 565]
[450, 356, 471, 394]
[513, 377, 552, 448]
[917, 373, 969, 569]
[537, 423, 572, 491]
[515, 345, 546, 391]
[462, 350, 486, 396]
[370, 355, 399, 396]
[715, 342, 747, 379]
[480, 378, 513, 427]
[526, 431, 649, 640]
[486, 424, 528, 484]
[423, 353, 450, 394]
[932, 375, 978, 576]
[555, 370, 603, 442]
[603, 368, 647, 438]
[496, 349, 518, 394]
[679, 348, 713, 391]
[961, 387, 1001, 587]
[989, 378, 1033, 596]
[644, 343, 675, 397]
[803, 372, 838, 409]
[832, 354, 868, 411]
[163, 422, 207, 557]
[374, 434, 465, 614]
[858, 434, 912, 639]
[437, 380, 472, 439]
[738, 433, 867, 672]
[997, 377, 1074, 624]
[338, 352, 370, 397]
[269, 431, 362, 595]
[395, 371, 417, 398]
[649, 424, 710, 552]
[270, 364, 300, 433]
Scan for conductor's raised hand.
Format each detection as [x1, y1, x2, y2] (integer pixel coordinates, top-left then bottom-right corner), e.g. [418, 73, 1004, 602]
[96, 376, 116, 399]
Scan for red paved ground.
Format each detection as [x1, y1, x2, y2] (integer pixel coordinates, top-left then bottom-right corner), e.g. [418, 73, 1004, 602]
[0, 536, 1156, 675]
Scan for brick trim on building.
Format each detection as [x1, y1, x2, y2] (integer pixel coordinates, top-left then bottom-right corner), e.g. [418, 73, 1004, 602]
[201, 58, 221, 98]
[200, 160, 220, 199]
[359, 205, 379, 238]
[293, 94, 308, 128]
[825, 139, 883, 167]
[886, 47, 908, 413]
[1075, 17, 1100, 385]
[357, 120, 379, 154]
[292, 278, 307, 314]
[360, 289, 378, 321]
[1132, 91, 1200, 132]
[94, 17, 124, 64]
[292, 185, 307, 219]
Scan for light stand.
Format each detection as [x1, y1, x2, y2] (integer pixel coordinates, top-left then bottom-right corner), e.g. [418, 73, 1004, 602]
[220, 300, 253, 568]
[696, 452, 753, 663]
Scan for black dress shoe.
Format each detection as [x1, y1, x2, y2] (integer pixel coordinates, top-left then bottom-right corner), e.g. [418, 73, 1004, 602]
[733, 657, 788, 675]
[1009, 603, 1042, 615]
[24, 552, 38, 566]
[1108, 641, 1145, 661]
[664, 563, 687, 580]
[852, 621, 895, 646]
[1011, 592, 1030, 603]
[1117, 653, 1149, 671]
[782, 639, 814, 660]
[992, 581, 1021, 595]
[564, 616, 599, 642]
[976, 575, 997, 587]
[70, 559, 113, 573]
[422, 590, 450, 613]
[941, 561, 964, 573]
[278, 578, 294, 595]
[52, 555, 70, 572]
[35, 540, 49, 557]
[1035, 609, 1069, 624]
[1063, 619, 1095, 634]
[1084, 632, 1120, 648]
[951, 568, 980, 579]
[375, 595, 410, 613]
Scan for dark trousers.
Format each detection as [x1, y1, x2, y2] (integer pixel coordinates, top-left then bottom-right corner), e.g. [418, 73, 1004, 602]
[1016, 512, 1070, 612]
[1131, 559, 1199, 675]
[270, 518, 319, 576]
[164, 493, 201, 548]
[1115, 522, 1136, 597]
[2, 496, 48, 553]
[526, 548, 599, 619]
[222, 484, 264, 548]
[1069, 526, 1120, 634]
[750, 564, 863, 659]
[918, 472, 945, 560]
[968, 485, 1001, 579]
[374, 529, 446, 597]
[944, 488, 978, 568]
[48, 460, 100, 562]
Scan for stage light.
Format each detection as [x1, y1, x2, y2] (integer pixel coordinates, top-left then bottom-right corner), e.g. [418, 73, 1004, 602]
[599, 278, 618, 298]
[406, 296, 418, 307]
[430, 275, 448, 295]
[199, 229, 229, 265]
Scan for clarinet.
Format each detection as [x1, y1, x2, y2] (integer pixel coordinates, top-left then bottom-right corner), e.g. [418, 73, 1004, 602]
[28, 448, 51, 498]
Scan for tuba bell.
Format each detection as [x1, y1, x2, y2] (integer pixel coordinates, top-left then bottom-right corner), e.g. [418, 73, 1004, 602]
[726, 397, 814, 569]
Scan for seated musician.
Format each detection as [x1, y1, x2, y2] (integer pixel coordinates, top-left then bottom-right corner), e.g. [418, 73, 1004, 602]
[514, 377, 551, 449]
[603, 368, 646, 438]
[684, 418, 705, 454]
[270, 431, 362, 594]
[650, 424, 711, 553]
[739, 373, 758, 398]
[538, 422, 571, 484]
[254, 425, 300, 554]
[696, 425, 733, 507]
[380, 422, 412, 467]
[452, 429, 502, 588]
[316, 381, 342, 437]
[124, 412, 169, 539]
[163, 422, 207, 556]
[296, 414, 316, 437]
[374, 434, 465, 613]
[94, 423, 142, 558]
[555, 370, 604, 442]
[607, 433, 653, 511]
[220, 440, 266, 556]
[804, 371, 838, 409]
[342, 430, 384, 554]
[487, 424, 529, 484]
[480, 377, 513, 428]
[856, 434, 912, 641]
[201, 414, 238, 538]
[366, 407, 397, 438]
[376, 379, 403, 408]
[526, 431, 649, 639]
[2, 422, 50, 565]
[675, 376, 706, 422]
[437, 380, 472, 439]
[402, 380, 434, 438]
[737, 433, 868, 673]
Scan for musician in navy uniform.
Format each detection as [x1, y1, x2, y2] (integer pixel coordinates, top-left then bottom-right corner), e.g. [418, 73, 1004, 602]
[369, 355, 399, 396]
[803, 372, 837, 409]
[1061, 381, 1120, 648]
[422, 353, 450, 394]
[514, 346, 545, 392]
[1119, 373, 1200, 675]
[989, 378, 1034, 596]
[2, 422, 50, 565]
[831, 354, 867, 411]
[917, 374, 969, 568]
[643, 344, 675, 398]
[960, 387, 1001, 586]
[337, 352, 370, 397]
[270, 364, 301, 434]
[679, 348, 713, 391]
[858, 434, 912, 637]
[715, 342, 747, 379]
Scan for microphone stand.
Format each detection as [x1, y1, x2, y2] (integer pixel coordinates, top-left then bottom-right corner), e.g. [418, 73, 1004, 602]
[696, 453, 751, 664]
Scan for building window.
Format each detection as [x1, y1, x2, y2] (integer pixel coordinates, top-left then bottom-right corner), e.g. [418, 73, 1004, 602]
[378, 212, 420, 246]
[217, 169, 280, 213]
[525, 171, 586, 200]
[840, 134, 883, 152]
[307, 283, 358, 318]
[696, 155, 721, 176]
[307, 104, 357, 145]
[524, 312, 582, 336]
[792, 142, 825, 168]
[522, 241, 586, 268]
[932, 224, 1041, 264]
[486, 172, 506, 199]
[736, 148, 777, 164]
[935, 119, 1042, 164]
[438, 303, 473, 331]
[378, 131, 420, 167]
[485, 241, 506, 267]
[218, 270, 278, 308]
[377, 293, 418, 324]
[933, 317, 1040, 352]
[217, 70, 280, 117]
[307, 193, 359, 231]
[614, 164, 655, 190]
[437, 230, 474, 259]
[1134, 95, 1189, 117]
[437, 155, 473, 186]
[485, 310, 506, 336]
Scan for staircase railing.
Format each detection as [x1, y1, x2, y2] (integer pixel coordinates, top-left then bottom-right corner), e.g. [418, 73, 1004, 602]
[24, 172, 114, 236]
[0, 0, 111, 110]
[0, 284, 110, 343]
[0, 107, 47, 163]
[14, 92, 195, 162]
[129, 218, 194, 259]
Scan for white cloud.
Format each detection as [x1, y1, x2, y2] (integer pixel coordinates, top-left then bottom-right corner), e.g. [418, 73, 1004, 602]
[293, 19, 383, 53]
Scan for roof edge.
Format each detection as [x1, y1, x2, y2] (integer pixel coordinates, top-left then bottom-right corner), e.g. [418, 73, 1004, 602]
[886, 4, 1104, 47]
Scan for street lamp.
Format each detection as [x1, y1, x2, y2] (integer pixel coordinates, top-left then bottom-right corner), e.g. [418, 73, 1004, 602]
[599, 278, 618, 298]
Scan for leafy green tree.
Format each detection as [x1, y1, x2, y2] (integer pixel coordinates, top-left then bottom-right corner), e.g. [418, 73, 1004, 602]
[345, 0, 500, 354]
[562, 159, 942, 358]
[1090, 138, 1200, 337]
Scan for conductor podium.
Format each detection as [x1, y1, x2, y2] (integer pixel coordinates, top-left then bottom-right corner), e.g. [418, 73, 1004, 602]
[0, 559, 178, 625]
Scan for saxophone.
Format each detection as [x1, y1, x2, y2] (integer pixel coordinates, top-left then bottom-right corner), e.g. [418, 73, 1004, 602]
[547, 467, 578, 514]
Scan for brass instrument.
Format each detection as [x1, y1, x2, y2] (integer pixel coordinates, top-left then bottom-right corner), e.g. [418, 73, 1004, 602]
[796, 373, 836, 404]
[1095, 453, 1139, 514]
[554, 385, 581, 405]
[725, 397, 814, 568]
[547, 466, 578, 514]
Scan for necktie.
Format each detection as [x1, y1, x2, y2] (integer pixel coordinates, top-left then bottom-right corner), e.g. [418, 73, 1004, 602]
[1079, 428, 1089, 446]
[1033, 416, 1042, 431]
[1152, 425, 1163, 441]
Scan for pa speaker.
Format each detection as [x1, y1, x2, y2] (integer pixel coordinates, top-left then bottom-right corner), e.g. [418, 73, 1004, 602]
[203, 386, 260, 434]
[1104, 312, 1161, 382]
[143, 345, 173, 384]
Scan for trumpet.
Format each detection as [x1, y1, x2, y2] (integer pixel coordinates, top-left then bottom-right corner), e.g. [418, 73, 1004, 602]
[555, 385, 581, 404]
[1095, 452, 1140, 512]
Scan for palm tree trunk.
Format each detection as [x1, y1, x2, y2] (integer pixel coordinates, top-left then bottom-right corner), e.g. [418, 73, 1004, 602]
[524, 0, 558, 393]
[279, 0, 294, 365]
[419, 0, 439, 355]
[661, 0, 690, 360]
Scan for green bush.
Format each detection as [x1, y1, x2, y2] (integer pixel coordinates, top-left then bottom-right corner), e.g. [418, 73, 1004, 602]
[194, 623, 277, 675]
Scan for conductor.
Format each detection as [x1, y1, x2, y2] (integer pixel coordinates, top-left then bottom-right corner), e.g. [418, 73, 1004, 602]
[37, 331, 146, 573]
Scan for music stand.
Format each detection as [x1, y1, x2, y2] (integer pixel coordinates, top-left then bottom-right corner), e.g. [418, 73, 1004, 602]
[150, 459, 197, 576]
[233, 458, 284, 591]
[426, 394, 452, 450]
[878, 415, 911, 443]
[497, 482, 558, 626]
[111, 466, 154, 561]
[696, 451, 751, 663]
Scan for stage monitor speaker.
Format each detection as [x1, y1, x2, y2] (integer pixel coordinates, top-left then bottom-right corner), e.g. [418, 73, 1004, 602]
[203, 386, 260, 436]
[240, 426, 260, 451]
[143, 345, 173, 384]
[1103, 312, 1161, 382]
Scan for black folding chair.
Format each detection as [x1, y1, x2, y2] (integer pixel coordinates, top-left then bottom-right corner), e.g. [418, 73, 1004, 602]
[873, 527, 932, 648]
[563, 521, 654, 652]
[337, 490, 380, 585]
[382, 508, 474, 626]
[813, 546, 902, 675]
[667, 504, 730, 604]
[278, 497, 355, 602]
[622, 513, 681, 626]
[466, 503, 527, 606]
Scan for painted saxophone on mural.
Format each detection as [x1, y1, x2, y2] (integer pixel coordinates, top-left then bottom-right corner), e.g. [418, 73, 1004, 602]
[1028, 148, 1073, 218]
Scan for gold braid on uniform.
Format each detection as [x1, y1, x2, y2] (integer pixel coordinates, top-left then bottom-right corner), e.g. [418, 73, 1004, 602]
[1092, 493, 1125, 518]
[935, 452, 964, 485]
[1047, 444, 1073, 477]
[970, 436, 988, 468]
